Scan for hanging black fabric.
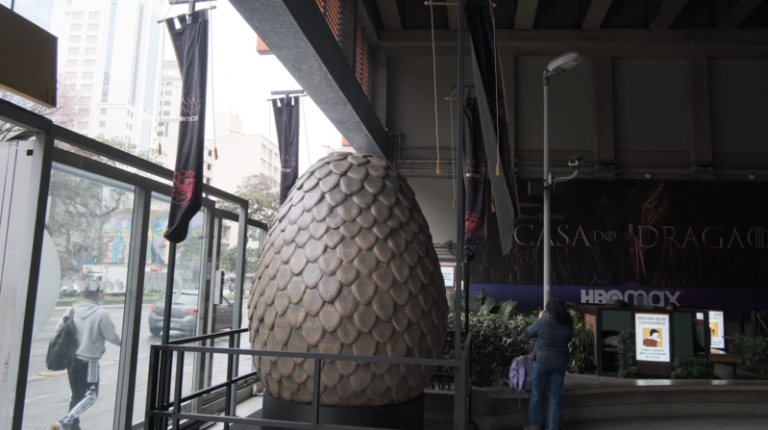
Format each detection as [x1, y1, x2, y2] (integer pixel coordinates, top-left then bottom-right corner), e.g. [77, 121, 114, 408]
[466, 2, 519, 256]
[464, 97, 487, 261]
[163, 11, 209, 243]
[273, 96, 301, 205]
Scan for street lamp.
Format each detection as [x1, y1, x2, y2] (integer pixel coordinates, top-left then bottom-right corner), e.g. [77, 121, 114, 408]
[542, 52, 585, 306]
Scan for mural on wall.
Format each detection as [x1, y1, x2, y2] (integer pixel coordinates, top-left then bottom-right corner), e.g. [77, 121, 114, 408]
[470, 181, 768, 308]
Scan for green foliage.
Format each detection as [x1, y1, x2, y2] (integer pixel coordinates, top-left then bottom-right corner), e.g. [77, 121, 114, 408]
[671, 356, 715, 379]
[220, 244, 261, 274]
[730, 334, 768, 376]
[217, 174, 279, 224]
[618, 329, 637, 378]
[440, 309, 536, 388]
[568, 314, 596, 374]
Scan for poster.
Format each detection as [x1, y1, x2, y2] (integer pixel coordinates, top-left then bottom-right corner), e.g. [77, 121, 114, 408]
[440, 261, 456, 289]
[709, 310, 725, 349]
[635, 313, 671, 363]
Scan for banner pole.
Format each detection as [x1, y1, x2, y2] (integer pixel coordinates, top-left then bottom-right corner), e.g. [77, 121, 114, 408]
[543, 75, 551, 307]
[454, 0, 465, 365]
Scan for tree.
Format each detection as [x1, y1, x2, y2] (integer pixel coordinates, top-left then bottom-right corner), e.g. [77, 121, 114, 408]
[218, 174, 279, 224]
[46, 170, 132, 280]
[220, 244, 260, 274]
[0, 77, 87, 141]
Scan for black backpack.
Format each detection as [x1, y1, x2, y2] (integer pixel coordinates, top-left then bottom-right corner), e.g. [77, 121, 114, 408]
[46, 309, 78, 371]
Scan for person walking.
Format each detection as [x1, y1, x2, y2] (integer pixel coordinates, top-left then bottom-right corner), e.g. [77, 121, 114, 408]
[52, 283, 121, 430]
[524, 298, 574, 430]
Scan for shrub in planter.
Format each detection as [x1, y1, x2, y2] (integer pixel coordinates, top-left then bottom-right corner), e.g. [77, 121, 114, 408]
[568, 313, 596, 374]
[730, 334, 768, 376]
[671, 356, 715, 379]
[438, 310, 536, 388]
[617, 329, 637, 378]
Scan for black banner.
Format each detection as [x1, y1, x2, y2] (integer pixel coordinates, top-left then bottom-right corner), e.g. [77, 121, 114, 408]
[466, 2, 519, 256]
[163, 11, 209, 243]
[273, 96, 300, 205]
[464, 98, 486, 260]
[471, 180, 768, 291]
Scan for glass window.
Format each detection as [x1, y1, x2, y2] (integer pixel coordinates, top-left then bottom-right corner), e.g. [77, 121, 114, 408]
[99, 121, 105, 128]
[208, 150, 212, 157]
[100, 108, 107, 115]
[86, 35, 98, 43]
[81, 84, 92, 93]
[260, 159, 266, 169]
[22, 166, 134, 430]
[131, 198, 206, 426]
[67, 47, 79, 55]
[98, 133, 104, 139]
[66, 59, 78, 67]
[71, 12, 83, 19]
[157, 131, 164, 136]
[206, 164, 211, 171]
[65, 72, 77, 80]
[84, 60, 95, 68]
[85, 48, 96, 55]
[69, 35, 81, 43]
[70, 23, 82, 31]
[81, 96, 91, 104]
[89, 12, 100, 19]
[163, 101, 171, 106]
[163, 111, 170, 116]
[165, 82, 172, 86]
[164, 90, 172, 96]
[87, 23, 99, 32]
[83, 72, 94, 80]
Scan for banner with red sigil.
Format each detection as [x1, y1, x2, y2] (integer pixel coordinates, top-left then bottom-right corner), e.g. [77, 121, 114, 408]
[163, 10, 209, 243]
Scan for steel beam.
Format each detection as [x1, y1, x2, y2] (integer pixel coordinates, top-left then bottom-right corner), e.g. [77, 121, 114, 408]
[375, 0, 402, 30]
[582, 0, 613, 30]
[650, 0, 690, 29]
[230, 0, 389, 157]
[720, 0, 764, 28]
[515, 0, 540, 30]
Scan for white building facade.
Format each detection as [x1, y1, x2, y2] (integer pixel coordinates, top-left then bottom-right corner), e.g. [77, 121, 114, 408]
[57, 0, 166, 151]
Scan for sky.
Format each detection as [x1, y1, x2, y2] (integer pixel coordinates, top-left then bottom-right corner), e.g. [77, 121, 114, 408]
[44, 0, 344, 178]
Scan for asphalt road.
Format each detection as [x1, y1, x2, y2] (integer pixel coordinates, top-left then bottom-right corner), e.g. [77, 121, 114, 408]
[22, 304, 253, 430]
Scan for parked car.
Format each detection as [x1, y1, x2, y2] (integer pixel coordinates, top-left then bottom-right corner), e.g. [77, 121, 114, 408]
[148, 291, 234, 336]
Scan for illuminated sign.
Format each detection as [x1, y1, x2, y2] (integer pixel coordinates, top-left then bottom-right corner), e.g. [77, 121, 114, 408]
[635, 313, 671, 363]
[709, 310, 725, 349]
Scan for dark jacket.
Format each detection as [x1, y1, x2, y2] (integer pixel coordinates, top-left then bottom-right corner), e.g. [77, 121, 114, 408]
[525, 315, 574, 368]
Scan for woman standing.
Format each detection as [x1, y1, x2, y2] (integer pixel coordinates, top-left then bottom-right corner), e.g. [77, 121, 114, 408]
[524, 299, 574, 430]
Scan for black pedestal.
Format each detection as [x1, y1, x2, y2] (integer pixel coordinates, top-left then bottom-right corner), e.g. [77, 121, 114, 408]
[262, 392, 424, 430]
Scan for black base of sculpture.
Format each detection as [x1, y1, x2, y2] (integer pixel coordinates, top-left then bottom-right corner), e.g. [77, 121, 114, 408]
[262, 392, 425, 430]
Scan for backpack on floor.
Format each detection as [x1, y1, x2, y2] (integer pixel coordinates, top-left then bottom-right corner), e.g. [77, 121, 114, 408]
[46, 309, 78, 371]
[509, 355, 533, 407]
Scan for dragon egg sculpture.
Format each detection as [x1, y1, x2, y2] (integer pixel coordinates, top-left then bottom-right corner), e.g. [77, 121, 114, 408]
[248, 152, 449, 407]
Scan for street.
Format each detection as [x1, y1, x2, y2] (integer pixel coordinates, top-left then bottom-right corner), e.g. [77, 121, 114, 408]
[22, 304, 253, 430]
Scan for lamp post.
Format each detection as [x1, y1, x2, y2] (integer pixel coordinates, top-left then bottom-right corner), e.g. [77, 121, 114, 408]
[542, 52, 585, 306]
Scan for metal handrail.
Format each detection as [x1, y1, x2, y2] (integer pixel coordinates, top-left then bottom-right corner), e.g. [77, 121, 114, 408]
[166, 327, 248, 345]
[147, 330, 471, 430]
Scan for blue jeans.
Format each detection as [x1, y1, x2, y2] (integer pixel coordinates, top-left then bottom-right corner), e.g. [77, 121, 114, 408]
[525, 361, 566, 430]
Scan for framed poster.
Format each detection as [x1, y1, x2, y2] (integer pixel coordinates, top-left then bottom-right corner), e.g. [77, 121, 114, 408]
[635, 313, 671, 363]
[709, 310, 725, 349]
[439, 261, 456, 289]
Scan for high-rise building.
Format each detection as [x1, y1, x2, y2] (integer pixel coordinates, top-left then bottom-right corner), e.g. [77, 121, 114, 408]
[155, 59, 280, 193]
[6, 0, 54, 31]
[56, 0, 166, 151]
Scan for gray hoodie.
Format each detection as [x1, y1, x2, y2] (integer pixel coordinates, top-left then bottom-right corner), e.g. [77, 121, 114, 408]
[55, 301, 121, 362]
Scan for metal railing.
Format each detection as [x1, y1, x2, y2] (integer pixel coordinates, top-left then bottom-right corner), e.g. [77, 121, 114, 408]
[146, 329, 472, 430]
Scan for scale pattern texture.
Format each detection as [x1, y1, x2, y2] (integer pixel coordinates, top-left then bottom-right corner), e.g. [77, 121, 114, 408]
[248, 152, 448, 407]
